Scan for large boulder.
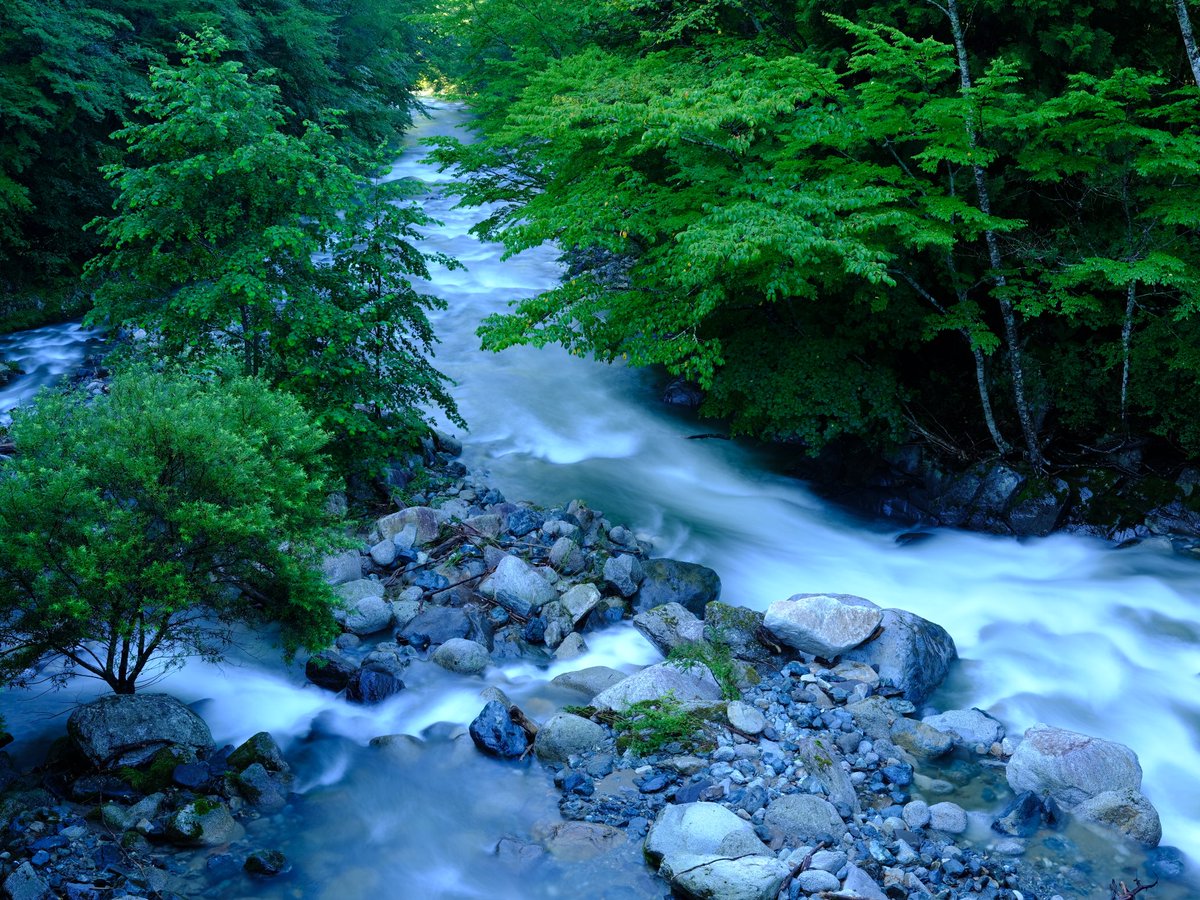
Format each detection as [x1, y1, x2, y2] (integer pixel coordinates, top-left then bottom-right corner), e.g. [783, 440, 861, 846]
[377, 506, 443, 546]
[633, 603, 705, 656]
[469, 701, 529, 759]
[603, 554, 644, 598]
[1073, 789, 1162, 847]
[644, 802, 773, 865]
[345, 667, 405, 704]
[1007, 724, 1142, 807]
[69, 694, 214, 768]
[479, 555, 557, 618]
[590, 661, 722, 712]
[762, 794, 846, 845]
[632, 559, 721, 616]
[431, 638, 491, 676]
[663, 854, 791, 900]
[923, 708, 1005, 748]
[334, 580, 392, 635]
[550, 666, 627, 700]
[703, 602, 779, 669]
[840, 608, 957, 704]
[321, 550, 362, 586]
[533, 713, 607, 764]
[763, 594, 882, 658]
[397, 607, 472, 646]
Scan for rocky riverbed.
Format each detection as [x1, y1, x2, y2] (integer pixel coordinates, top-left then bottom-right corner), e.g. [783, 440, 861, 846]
[0, 442, 1191, 899]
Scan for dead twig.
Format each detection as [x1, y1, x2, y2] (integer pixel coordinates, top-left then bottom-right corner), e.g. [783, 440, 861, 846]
[1111, 877, 1158, 899]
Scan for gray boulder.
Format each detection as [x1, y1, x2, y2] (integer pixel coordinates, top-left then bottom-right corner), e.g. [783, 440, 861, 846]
[305, 651, 357, 692]
[763, 794, 846, 844]
[664, 854, 790, 900]
[334, 580, 392, 635]
[397, 607, 472, 646]
[549, 537, 586, 574]
[841, 865, 889, 900]
[726, 701, 766, 736]
[431, 638, 491, 676]
[560, 583, 601, 626]
[479, 555, 557, 617]
[645, 801, 773, 865]
[840, 608, 957, 704]
[469, 701, 529, 759]
[890, 717, 955, 758]
[228, 732, 287, 773]
[923, 708, 1005, 748]
[167, 799, 241, 847]
[368, 539, 397, 567]
[321, 550, 362, 585]
[69, 694, 214, 768]
[377, 506, 443, 545]
[928, 801, 968, 834]
[533, 713, 607, 764]
[234, 762, 288, 812]
[553, 632, 588, 660]
[591, 661, 722, 712]
[1073, 789, 1162, 847]
[603, 554, 644, 598]
[1007, 724, 1142, 807]
[632, 558, 720, 616]
[703, 601, 778, 669]
[550, 666, 627, 699]
[794, 737, 859, 814]
[632, 602, 704, 656]
[763, 593, 882, 658]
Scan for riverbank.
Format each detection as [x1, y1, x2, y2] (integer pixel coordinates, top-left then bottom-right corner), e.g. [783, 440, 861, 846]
[0, 446, 1190, 899]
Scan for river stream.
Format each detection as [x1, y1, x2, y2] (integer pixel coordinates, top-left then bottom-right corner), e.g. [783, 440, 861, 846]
[0, 100, 1196, 898]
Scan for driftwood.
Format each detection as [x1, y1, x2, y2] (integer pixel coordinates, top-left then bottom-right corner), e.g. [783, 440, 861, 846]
[1111, 877, 1157, 899]
[776, 841, 825, 898]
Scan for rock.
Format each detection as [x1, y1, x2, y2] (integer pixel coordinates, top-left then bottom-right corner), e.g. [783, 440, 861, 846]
[540, 601, 575, 650]
[549, 537, 586, 574]
[662, 378, 704, 408]
[1006, 724, 1142, 807]
[234, 762, 287, 812]
[533, 713, 607, 764]
[633, 602, 705, 656]
[227, 732, 286, 773]
[368, 539, 397, 567]
[3, 862, 48, 900]
[591, 661, 723, 712]
[479, 555, 557, 617]
[102, 793, 163, 832]
[632, 558, 721, 616]
[1073, 789, 1162, 847]
[431, 638, 491, 675]
[847, 695, 896, 741]
[840, 864, 889, 900]
[763, 593, 882, 658]
[321, 550, 362, 585]
[334, 580, 392, 635]
[928, 801, 968, 834]
[539, 821, 626, 861]
[922, 708, 1005, 748]
[504, 506, 544, 537]
[840, 608, 957, 704]
[550, 666, 627, 699]
[397, 607, 472, 646]
[345, 667, 405, 704]
[726, 701, 766, 736]
[560, 583, 602, 626]
[703, 602, 777, 669]
[469, 701, 529, 758]
[68, 694, 214, 768]
[665, 854, 791, 900]
[794, 737, 859, 814]
[763, 794, 846, 844]
[890, 717, 955, 758]
[305, 651, 357, 692]
[795, 869, 841, 893]
[603, 554, 644, 598]
[553, 632, 588, 660]
[902, 800, 930, 830]
[377, 507, 442, 545]
[992, 790, 1060, 837]
[244, 850, 289, 877]
[167, 800, 240, 847]
[645, 802, 773, 864]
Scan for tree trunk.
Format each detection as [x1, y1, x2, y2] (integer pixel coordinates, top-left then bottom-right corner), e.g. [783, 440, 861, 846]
[972, 343, 1010, 454]
[944, 0, 1045, 468]
[1174, 0, 1200, 86]
[1121, 281, 1137, 421]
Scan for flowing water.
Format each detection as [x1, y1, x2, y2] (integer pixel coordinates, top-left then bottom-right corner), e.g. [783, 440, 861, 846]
[0, 320, 98, 424]
[1, 100, 1198, 897]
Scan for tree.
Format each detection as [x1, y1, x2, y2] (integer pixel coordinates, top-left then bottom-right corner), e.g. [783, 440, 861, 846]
[88, 28, 460, 472]
[0, 368, 340, 694]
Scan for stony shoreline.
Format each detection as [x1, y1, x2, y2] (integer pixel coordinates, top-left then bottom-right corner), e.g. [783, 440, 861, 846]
[0, 440, 1190, 899]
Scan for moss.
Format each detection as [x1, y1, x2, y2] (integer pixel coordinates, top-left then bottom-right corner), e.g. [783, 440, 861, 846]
[191, 797, 221, 815]
[668, 637, 741, 701]
[614, 694, 713, 755]
[118, 747, 183, 794]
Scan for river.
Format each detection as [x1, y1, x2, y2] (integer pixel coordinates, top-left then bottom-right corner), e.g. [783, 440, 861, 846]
[0, 100, 1196, 897]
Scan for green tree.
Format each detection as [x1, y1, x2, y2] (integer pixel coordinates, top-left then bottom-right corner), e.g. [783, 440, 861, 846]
[0, 367, 339, 695]
[88, 28, 460, 472]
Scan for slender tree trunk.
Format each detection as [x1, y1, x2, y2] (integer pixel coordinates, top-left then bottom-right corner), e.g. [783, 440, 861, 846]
[944, 0, 1045, 467]
[1174, 0, 1200, 86]
[1121, 282, 1137, 421]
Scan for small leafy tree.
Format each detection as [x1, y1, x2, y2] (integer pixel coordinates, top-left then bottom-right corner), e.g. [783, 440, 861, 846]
[0, 367, 340, 694]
